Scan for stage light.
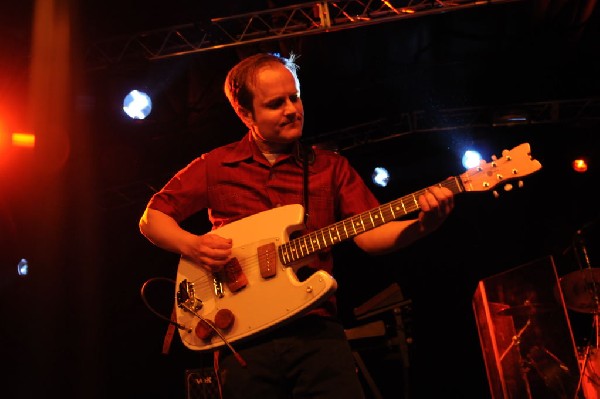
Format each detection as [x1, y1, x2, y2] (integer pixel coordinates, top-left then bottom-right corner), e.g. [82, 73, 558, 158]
[12, 132, 35, 147]
[572, 158, 588, 173]
[17, 258, 29, 276]
[123, 89, 152, 120]
[462, 149, 482, 169]
[372, 166, 390, 187]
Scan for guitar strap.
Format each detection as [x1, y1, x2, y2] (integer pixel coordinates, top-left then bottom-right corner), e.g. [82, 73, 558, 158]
[163, 307, 177, 355]
[302, 143, 310, 225]
[295, 141, 314, 225]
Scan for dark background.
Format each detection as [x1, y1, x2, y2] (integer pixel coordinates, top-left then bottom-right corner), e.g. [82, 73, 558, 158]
[1, 1, 599, 398]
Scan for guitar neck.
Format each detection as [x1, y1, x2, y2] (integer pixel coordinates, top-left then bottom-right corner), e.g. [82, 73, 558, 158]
[279, 176, 464, 265]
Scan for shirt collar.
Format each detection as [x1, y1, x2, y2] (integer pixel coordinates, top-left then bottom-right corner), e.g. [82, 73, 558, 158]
[221, 131, 295, 166]
[221, 131, 258, 164]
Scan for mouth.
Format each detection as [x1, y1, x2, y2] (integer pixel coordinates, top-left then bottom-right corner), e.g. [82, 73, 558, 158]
[282, 118, 302, 128]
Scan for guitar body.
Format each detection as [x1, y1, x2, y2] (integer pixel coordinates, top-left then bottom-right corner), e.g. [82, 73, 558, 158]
[175, 204, 338, 352]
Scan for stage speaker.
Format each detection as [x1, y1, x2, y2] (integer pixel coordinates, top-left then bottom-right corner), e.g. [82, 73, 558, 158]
[185, 368, 220, 399]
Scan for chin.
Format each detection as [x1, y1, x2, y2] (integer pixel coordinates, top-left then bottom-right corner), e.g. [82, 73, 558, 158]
[279, 127, 302, 140]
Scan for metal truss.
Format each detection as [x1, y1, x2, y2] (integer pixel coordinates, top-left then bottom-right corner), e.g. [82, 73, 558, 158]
[101, 97, 600, 211]
[304, 97, 600, 151]
[86, 0, 523, 70]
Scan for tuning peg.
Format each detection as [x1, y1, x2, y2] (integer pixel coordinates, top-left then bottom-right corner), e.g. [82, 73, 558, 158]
[518, 180, 524, 188]
[491, 155, 498, 161]
[504, 184, 513, 191]
[493, 190, 500, 198]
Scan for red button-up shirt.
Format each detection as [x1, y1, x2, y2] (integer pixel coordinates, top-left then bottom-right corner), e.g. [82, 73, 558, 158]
[148, 131, 380, 316]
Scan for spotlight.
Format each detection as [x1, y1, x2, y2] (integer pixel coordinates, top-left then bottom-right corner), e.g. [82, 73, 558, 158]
[572, 158, 588, 173]
[123, 89, 152, 120]
[462, 150, 482, 170]
[372, 167, 390, 187]
[17, 258, 28, 276]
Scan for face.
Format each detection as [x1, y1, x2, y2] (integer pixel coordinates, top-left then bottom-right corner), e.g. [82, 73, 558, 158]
[241, 63, 304, 153]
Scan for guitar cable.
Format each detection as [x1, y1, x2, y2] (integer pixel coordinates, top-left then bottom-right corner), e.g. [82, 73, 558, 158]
[140, 277, 188, 330]
[179, 301, 247, 368]
[140, 277, 247, 367]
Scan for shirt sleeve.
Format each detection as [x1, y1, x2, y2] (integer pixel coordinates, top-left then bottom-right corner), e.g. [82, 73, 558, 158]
[146, 156, 209, 222]
[333, 153, 380, 220]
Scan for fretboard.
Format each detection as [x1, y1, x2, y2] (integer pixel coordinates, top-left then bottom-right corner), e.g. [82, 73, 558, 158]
[278, 176, 464, 265]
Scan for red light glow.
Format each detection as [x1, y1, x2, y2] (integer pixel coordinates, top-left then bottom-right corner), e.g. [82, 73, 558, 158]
[12, 132, 35, 148]
[572, 158, 588, 173]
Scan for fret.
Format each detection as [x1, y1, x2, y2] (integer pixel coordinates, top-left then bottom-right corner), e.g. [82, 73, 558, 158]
[280, 245, 290, 264]
[298, 237, 308, 257]
[309, 232, 320, 251]
[327, 227, 334, 246]
[290, 240, 300, 260]
[377, 206, 386, 225]
[389, 203, 397, 219]
[355, 215, 364, 233]
[334, 224, 342, 242]
[371, 210, 380, 227]
[320, 229, 327, 247]
[350, 217, 358, 235]
[306, 234, 315, 254]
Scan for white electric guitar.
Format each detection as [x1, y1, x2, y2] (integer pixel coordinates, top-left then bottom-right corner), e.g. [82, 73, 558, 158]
[174, 142, 542, 352]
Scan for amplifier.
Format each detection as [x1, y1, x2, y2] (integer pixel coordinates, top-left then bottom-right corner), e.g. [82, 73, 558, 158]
[185, 367, 220, 399]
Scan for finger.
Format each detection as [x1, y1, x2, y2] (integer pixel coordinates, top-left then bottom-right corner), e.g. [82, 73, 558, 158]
[418, 193, 432, 212]
[204, 234, 233, 248]
[430, 187, 454, 212]
[423, 190, 448, 217]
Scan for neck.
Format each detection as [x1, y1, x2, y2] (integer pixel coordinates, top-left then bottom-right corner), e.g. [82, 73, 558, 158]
[252, 133, 294, 154]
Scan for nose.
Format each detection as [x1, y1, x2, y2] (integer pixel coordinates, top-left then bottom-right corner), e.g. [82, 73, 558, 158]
[283, 98, 296, 113]
[283, 98, 301, 119]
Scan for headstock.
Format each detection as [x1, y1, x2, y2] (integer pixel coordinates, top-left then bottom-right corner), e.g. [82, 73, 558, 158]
[460, 143, 542, 195]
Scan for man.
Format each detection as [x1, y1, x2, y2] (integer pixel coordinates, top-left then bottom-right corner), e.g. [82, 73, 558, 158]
[139, 52, 454, 398]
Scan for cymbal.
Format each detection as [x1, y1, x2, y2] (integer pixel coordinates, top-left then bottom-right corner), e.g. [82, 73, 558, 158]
[560, 268, 600, 313]
[497, 303, 554, 316]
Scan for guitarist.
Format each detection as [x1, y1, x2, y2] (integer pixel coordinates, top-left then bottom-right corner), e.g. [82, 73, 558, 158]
[139, 52, 454, 399]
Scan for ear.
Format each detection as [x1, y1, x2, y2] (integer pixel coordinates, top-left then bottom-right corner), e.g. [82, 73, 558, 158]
[237, 106, 254, 128]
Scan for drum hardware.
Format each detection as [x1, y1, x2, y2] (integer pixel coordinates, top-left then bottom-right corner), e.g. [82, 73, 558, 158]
[560, 225, 600, 398]
[497, 299, 557, 362]
[527, 345, 572, 396]
[560, 268, 600, 314]
[497, 300, 576, 397]
[499, 312, 532, 362]
[497, 301, 555, 317]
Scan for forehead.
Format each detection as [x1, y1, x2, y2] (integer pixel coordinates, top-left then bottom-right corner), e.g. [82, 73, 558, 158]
[252, 63, 298, 97]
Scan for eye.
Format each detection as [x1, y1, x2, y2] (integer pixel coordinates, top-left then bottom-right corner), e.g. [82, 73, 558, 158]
[266, 98, 285, 109]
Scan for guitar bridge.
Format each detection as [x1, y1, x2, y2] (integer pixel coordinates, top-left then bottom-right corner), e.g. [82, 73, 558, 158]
[177, 279, 203, 312]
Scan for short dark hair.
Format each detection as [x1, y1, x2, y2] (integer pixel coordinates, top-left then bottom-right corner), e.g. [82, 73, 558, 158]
[224, 52, 299, 117]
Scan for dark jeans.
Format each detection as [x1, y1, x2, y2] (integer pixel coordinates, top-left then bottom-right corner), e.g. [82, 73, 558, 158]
[218, 315, 365, 399]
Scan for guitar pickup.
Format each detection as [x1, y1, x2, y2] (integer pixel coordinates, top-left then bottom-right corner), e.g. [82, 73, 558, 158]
[223, 258, 248, 292]
[257, 243, 277, 279]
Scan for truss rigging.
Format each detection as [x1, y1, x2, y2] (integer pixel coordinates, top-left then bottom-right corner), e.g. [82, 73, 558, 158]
[86, 0, 523, 70]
